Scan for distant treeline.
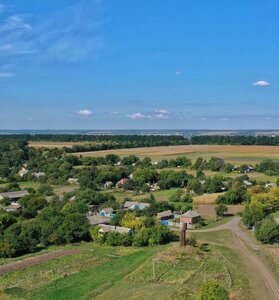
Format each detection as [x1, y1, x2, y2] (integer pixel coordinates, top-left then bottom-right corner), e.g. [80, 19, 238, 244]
[191, 135, 279, 145]
[0, 135, 279, 153]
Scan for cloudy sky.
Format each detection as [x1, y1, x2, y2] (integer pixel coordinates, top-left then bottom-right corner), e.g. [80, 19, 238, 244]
[0, 0, 279, 129]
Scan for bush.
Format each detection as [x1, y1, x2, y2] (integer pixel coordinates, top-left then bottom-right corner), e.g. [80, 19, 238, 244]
[243, 202, 265, 228]
[105, 232, 132, 247]
[196, 281, 229, 300]
[255, 217, 279, 244]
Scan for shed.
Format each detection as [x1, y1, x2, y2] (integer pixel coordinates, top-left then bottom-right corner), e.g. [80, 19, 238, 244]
[5, 202, 22, 212]
[180, 210, 201, 224]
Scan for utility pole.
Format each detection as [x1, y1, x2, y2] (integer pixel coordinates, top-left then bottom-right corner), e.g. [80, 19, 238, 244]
[180, 222, 187, 247]
[153, 259, 156, 281]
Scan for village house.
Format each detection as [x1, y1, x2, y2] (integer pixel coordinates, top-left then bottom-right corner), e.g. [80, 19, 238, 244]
[4, 202, 22, 213]
[100, 207, 116, 218]
[98, 224, 133, 235]
[156, 210, 174, 221]
[123, 201, 150, 211]
[180, 210, 201, 226]
[0, 190, 29, 201]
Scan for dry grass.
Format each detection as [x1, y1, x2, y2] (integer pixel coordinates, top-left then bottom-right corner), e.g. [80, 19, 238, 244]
[73, 144, 279, 164]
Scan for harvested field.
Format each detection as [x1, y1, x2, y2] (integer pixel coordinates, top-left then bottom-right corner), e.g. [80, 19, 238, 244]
[195, 204, 245, 218]
[193, 192, 224, 204]
[72, 144, 279, 164]
[29, 141, 85, 149]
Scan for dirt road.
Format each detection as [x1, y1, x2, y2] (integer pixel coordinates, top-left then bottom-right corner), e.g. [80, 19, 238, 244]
[193, 217, 279, 300]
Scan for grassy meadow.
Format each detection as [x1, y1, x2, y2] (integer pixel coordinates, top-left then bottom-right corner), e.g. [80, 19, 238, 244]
[1, 230, 254, 300]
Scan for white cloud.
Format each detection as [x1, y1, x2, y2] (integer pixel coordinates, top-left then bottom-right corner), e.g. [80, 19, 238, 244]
[252, 80, 270, 87]
[0, 1, 104, 62]
[76, 109, 93, 116]
[154, 109, 170, 115]
[0, 15, 32, 33]
[128, 109, 170, 120]
[128, 113, 147, 120]
[0, 72, 15, 78]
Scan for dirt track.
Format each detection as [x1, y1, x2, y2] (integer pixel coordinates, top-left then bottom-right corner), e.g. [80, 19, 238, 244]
[193, 217, 279, 300]
[0, 249, 80, 276]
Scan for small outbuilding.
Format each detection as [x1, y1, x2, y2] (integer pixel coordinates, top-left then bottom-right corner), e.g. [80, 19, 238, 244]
[180, 210, 201, 225]
[18, 167, 29, 177]
[100, 207, 116, 218]
[104, 181, 114, 189]
[98, 224, 132, 235]
[67, 178, 79, 184]
[32, 172, 46, 178]
[5, 202, 22, 213]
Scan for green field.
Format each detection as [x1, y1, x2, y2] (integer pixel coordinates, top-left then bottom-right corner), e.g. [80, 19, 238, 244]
[0, 230, 254, 300]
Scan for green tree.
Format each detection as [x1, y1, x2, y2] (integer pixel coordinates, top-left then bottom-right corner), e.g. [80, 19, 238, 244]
[58, 213, 89, 243]
[255, 217, 279, 244]
[215, 204, 228, 220]
[243, 202, 265, 228]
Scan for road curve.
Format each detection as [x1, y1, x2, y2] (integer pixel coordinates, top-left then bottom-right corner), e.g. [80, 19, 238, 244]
[190, 217, 279, 300]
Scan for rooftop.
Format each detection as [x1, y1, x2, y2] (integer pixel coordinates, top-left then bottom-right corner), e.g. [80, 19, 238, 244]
[157, 210, 174, 218]
[0, 190, 29, 199]
[181, 210, 201, 218]
[99, 224, 132, 234]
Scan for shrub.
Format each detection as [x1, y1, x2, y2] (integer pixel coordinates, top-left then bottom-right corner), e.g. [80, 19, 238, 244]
[255, 217, 279, 244]
[196, 281, 229, 300]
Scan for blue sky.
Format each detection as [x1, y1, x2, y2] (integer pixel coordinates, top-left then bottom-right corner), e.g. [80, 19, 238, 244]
[0, 0, 279, 130]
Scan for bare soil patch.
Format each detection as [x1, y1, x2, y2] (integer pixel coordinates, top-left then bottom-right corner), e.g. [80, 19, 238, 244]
[195, 204, 244, 218]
